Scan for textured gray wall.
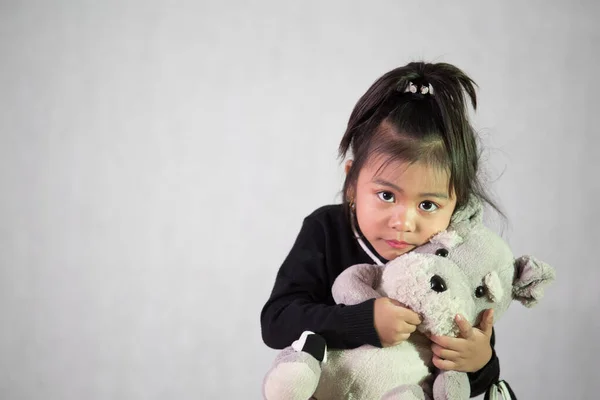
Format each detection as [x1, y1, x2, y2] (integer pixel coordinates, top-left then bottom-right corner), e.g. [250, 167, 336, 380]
[1, 1, 598, 399]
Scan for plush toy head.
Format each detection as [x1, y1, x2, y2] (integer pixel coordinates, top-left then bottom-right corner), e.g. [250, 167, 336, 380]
[376, 196, 555, 337]
[379, 252, 475, 337]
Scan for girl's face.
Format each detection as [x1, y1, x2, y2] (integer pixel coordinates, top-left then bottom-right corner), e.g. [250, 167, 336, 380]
[350, 157, 457, 261]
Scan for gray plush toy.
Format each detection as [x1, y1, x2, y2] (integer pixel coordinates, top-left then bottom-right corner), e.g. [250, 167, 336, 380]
[263, 197, 555, 400]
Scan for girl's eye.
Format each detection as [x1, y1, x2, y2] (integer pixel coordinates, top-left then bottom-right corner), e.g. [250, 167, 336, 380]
[377, 191, 395, 203]
[419, 201, 439, 212]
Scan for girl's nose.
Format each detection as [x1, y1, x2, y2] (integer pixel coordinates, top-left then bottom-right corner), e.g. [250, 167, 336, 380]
[389, 207, 416, 232]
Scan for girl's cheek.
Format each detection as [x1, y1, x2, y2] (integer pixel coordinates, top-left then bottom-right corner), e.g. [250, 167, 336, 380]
[365, 196, 381, 211]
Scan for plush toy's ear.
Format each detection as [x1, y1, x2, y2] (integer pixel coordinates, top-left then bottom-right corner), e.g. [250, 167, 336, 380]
[512, 256, 556, 307]
[450, 194, 483, 226]
[449, 195, 483, 238]
[483, 271, 504, 303]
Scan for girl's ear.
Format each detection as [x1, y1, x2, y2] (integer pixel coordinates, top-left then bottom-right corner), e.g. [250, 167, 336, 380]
[344, 159, 353, 175]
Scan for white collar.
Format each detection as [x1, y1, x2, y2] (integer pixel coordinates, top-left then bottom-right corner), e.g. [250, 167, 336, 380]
[350, 215, 385, 266]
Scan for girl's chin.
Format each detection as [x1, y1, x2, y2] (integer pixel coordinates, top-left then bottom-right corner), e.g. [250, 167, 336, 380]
[378, 247, 413, 260]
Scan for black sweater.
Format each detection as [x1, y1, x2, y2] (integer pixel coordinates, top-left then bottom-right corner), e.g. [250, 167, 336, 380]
[260, 204, 500, 397]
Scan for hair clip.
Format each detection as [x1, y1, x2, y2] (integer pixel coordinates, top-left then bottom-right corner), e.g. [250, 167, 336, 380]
[404, 81, 434, 95]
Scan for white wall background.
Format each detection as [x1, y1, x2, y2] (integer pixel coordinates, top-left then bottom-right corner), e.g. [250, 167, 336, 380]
[1, 1, 598, 399]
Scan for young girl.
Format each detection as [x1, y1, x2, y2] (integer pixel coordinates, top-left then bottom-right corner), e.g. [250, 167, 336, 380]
[260, 61, 501, 397]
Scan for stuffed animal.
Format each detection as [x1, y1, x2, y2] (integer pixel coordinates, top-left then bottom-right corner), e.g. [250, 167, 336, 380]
[262, 197, 555, 400]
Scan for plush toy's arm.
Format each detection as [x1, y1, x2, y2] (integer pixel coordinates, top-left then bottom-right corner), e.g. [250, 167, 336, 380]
[332, 263, 383, 306]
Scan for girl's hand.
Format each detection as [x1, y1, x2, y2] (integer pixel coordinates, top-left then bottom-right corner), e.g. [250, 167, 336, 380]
[429, 309, 494, 372]
[374, 297, 422, 347]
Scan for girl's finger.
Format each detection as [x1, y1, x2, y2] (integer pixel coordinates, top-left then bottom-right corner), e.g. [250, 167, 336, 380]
[477, 309, 494, 336]
[430, 334, 461, 350]
[455, 314, 473, 339]
[431, 343, 461, 361]
[432, 355, 457, 371]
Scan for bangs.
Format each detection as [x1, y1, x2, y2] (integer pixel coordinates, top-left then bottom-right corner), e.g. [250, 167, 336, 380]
[369, 119, 451, 180]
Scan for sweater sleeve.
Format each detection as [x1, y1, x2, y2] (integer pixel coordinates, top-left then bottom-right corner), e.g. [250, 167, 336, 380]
[260, 216, 381, 350]
[467, 328, 500, 397]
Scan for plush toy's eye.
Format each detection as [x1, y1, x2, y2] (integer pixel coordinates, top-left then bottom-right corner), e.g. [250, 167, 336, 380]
[435, 248, 449, 257]
[475, 286, 487, 298]
[430, 275, 447, 293]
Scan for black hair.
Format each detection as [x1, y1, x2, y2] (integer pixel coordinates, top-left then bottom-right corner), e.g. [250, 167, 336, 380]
[339, 61, 503, 218]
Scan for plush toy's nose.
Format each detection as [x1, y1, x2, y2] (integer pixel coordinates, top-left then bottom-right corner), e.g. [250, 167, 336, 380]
[430, 275, 448, 293]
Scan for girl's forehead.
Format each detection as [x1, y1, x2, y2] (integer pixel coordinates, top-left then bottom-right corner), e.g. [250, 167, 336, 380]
[364, 156, 450, 186]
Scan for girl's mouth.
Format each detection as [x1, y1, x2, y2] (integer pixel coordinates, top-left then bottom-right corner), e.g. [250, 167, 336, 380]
[385, 240, 412, 249]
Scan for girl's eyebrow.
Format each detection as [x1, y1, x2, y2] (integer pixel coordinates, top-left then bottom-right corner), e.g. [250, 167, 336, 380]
[372, 178, 449, 199]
